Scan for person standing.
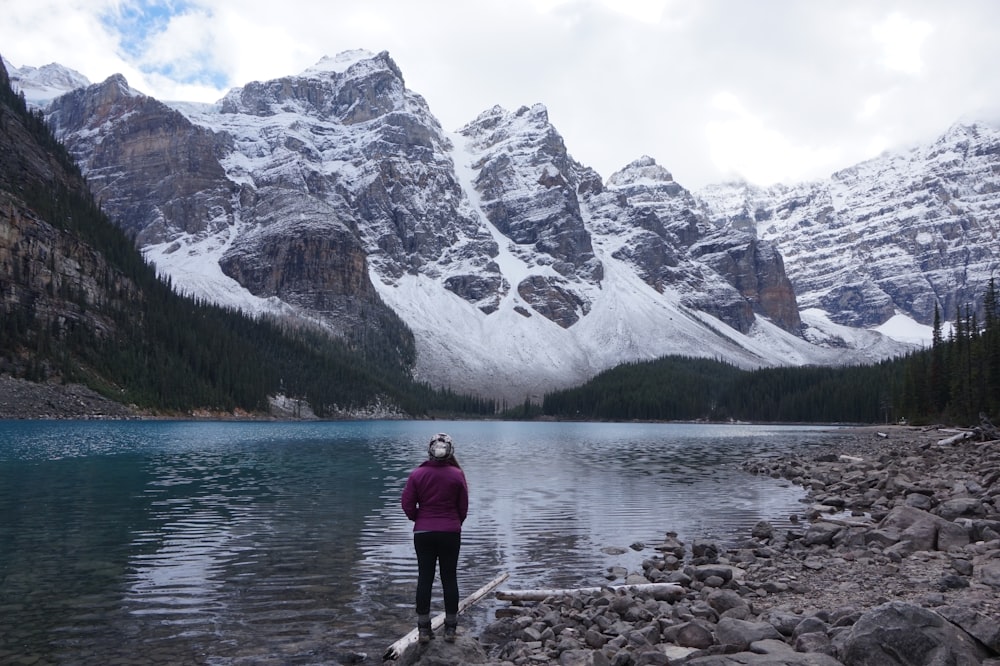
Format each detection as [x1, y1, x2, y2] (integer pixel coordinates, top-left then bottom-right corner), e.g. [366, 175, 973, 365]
[401, 433, 469, 643]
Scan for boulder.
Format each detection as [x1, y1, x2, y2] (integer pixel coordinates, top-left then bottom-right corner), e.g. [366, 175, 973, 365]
[675, 621, 716, 649]
[559, 648, 611, 665]
[802, 522, 843, 547]
[936, 497, 983, 521]
[839, 601, 989, 665]
[877, 505, 969, 552]
[979, 560, 1000, 587]
[397, 634, 489, 665]
[686, 639, 842, 665]
[752, 520, 776, 540]
[936, 605, 1000, 652]
[707, 589, 749, 615]
[714, 617, 783, 651]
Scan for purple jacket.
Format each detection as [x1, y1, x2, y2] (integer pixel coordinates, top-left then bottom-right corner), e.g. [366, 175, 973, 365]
[401, 460, 468, 532]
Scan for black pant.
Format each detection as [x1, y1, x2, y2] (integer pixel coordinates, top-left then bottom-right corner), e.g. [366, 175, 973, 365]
[414, 531, 461, 616]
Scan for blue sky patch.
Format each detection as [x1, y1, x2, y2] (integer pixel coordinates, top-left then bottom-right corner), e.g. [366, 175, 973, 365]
[101, 0, 227, 88]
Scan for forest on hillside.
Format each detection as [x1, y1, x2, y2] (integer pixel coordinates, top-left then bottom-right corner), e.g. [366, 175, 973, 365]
[542, 284, 1000, 427]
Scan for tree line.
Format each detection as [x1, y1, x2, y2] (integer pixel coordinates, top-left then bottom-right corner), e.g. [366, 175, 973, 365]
[542, 283, 1000, 427]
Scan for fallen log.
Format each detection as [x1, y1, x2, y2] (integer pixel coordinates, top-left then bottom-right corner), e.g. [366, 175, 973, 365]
[495, 581, 684, 602]
[383, 571, 509, 661]
[938, 430, 975, 446]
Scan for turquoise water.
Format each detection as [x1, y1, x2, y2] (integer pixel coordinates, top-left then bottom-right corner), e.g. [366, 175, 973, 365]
[0, 420, 847, 664]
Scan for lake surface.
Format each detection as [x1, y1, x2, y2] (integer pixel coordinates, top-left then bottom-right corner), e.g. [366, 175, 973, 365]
[0, 420, 851, 664]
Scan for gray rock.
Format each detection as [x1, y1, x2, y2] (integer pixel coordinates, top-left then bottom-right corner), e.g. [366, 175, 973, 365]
[398, 634, 489, 665]
[802, 522, 842, 547]
[794, 631, 835, 655]
[792, 617, 828, 639]
[714, 617, 784, 651]
[707, 589, 749, 615]
[674, 621, 715, 649]
[936, 605, 1000, 652]
[764, 610, 805, 637]
[685, 646, 843, 665]
[692, 539, 721, 563]
[839, 601, 989, 665]
[560, 648, 611, 666]
[877, 505, 970, 552]
[692, 564, 737, 582]
[905, 493, 934, 511]
[935, 497, 983, 521]
[752, 521, 776, 540]
[979, 560, 1000, 587]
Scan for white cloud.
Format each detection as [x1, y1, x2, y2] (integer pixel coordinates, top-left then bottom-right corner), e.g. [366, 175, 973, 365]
[2, 0, 1000, 189]
[705, 92, 842, 185]
[872, 12, 934, 75]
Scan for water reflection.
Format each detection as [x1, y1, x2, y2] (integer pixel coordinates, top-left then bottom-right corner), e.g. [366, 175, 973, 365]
[0, 420, 847, 664]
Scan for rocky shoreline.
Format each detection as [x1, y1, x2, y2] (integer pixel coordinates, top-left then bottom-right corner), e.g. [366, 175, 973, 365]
[0, 375, 140, 419]
[398, 425, 1000, 665]
[0, 375, 409, 421]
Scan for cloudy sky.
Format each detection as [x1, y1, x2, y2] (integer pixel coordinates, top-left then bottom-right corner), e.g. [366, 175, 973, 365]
[3, 0, 999, 189]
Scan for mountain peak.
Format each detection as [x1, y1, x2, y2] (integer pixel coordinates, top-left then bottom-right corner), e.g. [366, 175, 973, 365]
[4, 59, 90, 105]
[300, 49, 378, 76]
[607, 155, 674, 187]
[298, 49, 403, 84]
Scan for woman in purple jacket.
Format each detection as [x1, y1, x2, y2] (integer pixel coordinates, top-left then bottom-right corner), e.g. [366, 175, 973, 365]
[401, 433, 469, 644]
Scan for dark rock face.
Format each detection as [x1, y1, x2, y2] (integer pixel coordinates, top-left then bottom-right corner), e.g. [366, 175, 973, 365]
[0, 61, 142, 374]
[44, 60, 419, 357]
[461, 103, 604, 323]
[591, 156, 802, 334]
[691, 232, 802, 333]
[47, 75, 235, 245]
[516, 274, 589, 328]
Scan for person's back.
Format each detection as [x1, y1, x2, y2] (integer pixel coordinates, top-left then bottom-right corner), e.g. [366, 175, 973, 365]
[402, 460, 467, 532]
[401, 433, 468, 643]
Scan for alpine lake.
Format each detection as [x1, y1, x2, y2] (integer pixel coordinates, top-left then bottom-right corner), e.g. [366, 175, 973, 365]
[0, 419, 854, 664]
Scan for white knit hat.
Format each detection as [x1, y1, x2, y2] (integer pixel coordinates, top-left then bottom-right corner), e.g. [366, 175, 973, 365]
[428, 433, 454, 459]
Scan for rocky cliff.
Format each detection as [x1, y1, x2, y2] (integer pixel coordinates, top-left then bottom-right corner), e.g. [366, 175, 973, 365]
[47, 56, 413, 351]
[698, 122, 1000, 328]
[0, 60, 141, 378]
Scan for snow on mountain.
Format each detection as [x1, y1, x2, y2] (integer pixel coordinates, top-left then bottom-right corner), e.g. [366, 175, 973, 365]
[3, 59, 90, 106]
[35, 50, 932, 404]
[698, 122, 1000, 333]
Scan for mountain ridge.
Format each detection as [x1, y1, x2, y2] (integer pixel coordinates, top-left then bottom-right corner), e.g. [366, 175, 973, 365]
[12, 50, 991, 403]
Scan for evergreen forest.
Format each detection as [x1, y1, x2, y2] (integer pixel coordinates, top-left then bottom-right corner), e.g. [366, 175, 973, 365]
[542, 284, 1000, 427]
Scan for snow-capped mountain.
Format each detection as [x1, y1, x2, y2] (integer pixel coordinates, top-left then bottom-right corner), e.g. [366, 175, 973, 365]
[698, 122, 1000, 332]
[31, 49, 935, 402]
[3, 59, 90, 106]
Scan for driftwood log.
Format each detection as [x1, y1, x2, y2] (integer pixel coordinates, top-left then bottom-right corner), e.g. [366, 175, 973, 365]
[495, 581, 685, 603]
[938, 415, 1000, 446]
[383, 571, 509, 661]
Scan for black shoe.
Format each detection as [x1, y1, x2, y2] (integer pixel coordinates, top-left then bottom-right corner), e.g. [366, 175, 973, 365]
[418, 622, 434, 644]
[443, 622, 457, 643]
